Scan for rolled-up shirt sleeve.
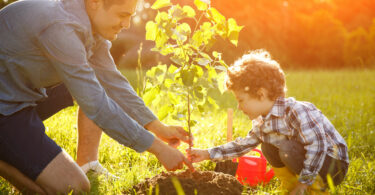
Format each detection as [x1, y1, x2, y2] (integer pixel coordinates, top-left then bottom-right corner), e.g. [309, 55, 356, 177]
[38, 23, 154, 152]
[88, 39, 157, 126]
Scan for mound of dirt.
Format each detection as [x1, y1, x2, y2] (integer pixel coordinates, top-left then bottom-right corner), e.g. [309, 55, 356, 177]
[127, 170, 243, 195]
[214, 160, 239, 176]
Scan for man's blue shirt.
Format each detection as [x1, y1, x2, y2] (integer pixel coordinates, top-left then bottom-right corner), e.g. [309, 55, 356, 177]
[0, 0, 156, 152]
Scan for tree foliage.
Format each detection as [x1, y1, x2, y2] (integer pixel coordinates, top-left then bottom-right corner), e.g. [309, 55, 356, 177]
[142, 0, 242, 137]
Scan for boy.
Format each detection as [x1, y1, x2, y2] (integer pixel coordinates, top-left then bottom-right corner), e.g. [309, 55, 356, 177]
[187, 50, 349, 194]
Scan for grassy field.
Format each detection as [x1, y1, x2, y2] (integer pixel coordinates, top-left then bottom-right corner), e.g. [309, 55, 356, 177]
[0, 69, 374, 194]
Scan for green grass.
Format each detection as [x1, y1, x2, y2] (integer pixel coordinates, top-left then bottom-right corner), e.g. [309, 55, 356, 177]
[0, 69, 374, 194]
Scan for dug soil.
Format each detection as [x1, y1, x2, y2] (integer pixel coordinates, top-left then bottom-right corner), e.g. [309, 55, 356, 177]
[127, 170, 243, 195]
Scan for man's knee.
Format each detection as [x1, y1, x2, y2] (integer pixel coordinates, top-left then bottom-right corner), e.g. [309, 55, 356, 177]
[42, 174, 90, 194]
[72, 175, 90, 193]
[73, 176, 90, 193]
[36, 152, 90, 194]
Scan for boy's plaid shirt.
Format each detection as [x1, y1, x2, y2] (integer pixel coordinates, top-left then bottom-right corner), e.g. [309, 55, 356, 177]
[208, 97, 349, 185]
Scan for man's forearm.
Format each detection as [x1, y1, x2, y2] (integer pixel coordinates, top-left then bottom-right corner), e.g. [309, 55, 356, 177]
[144, 120, 163, 134]
[146, 137, 164, 155]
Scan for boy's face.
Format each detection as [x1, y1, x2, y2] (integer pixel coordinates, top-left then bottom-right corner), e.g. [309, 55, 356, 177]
[233, 89, 271, 120]
[88, 0, 137, 41]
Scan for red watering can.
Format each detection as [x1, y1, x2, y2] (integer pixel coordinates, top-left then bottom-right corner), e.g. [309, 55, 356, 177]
[233, 148, 274, 186]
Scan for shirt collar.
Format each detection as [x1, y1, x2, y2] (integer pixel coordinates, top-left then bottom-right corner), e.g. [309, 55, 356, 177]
[262, 97, 286, 120]
[62, 0, 97, 42]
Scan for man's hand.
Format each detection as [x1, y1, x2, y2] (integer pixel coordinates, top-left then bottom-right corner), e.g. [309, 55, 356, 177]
[147, 138, 195, 172]
[290, 182, 308, 195]
[186, 148, 210, 163]
[145, 120, 193, 148]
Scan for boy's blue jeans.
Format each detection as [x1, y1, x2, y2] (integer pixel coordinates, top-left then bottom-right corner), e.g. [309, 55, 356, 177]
[261, 140, 348, 186]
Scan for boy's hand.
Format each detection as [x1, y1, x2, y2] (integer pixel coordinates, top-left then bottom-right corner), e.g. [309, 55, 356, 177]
[186, 148, 210, 163]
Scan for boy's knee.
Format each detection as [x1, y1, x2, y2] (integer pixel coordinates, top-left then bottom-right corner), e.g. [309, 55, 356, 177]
[278, 140, 305, 174]
[261, 143, 284, 167]
[278, 140, 301, 153]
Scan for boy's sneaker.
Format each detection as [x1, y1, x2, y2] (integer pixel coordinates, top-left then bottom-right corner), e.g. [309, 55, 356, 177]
[80, 160, 119, 179]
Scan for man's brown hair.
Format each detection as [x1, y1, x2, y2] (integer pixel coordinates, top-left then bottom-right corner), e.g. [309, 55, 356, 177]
[226, 49, 287, 100]
[102, 0, 133, 9]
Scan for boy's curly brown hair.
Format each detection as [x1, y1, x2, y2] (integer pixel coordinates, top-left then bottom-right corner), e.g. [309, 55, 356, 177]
[226, 49, 287, 100]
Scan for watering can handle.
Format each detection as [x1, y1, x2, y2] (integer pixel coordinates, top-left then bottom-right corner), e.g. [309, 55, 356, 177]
[252, 148, 275, 181]
[251, 148, 266, 159]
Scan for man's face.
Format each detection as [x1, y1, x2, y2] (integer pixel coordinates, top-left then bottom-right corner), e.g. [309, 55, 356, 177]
[89, 0, 137, 40]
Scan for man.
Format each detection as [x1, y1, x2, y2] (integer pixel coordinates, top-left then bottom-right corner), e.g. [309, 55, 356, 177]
[0, 0, 194, 194]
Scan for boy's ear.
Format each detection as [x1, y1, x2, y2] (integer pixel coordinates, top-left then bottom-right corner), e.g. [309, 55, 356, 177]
[86, 0, 102, 10]
[257, 88, 268, 100]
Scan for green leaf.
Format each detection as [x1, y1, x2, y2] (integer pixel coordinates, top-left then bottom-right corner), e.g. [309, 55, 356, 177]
[155, 30, 168, 48]
[172, 23, 191, 42]
[218, 60, 228, 68]
[195, 22, 214, 46]
[157, 104, 173, 121]
[209, 8, 225, 24]
[207, 96, 219, 109]
[197, 104, 205, 112]
[151, 0, 172, 9]
[197, 58, 211, 66]
[145, 21, 158, 41]
[189, 120, 197, 127]
[143, 87, 159, 106]
[183, 6, 196, 18]
[194, 90, 203, 99]
[194, 0, 208, 11]
[212, 51, 221, 59]
[155, 65, 167, 76]
[159, 45, 174, 55]
[217, 72, 226, 94]
[164, 78, 173, 88]
[155, 12, 170, 25]
[168, 64, 179, 74]
[192, 65, 204, 77]
[227, 18, 243, 46]
[192, 30, 203, 47]
[228, 31, 240, 46]
[170, 55, 184, 66]
[207, 66, 217, 81]
[181, 69, 195, 86]
[215, 65, 227, 72]
[178, 23, 192, 35]
[228, 18, 243, 34]
[168, 91, 179, 105]
[146, 66, 157, 77]
[199, 52, 212, 61]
